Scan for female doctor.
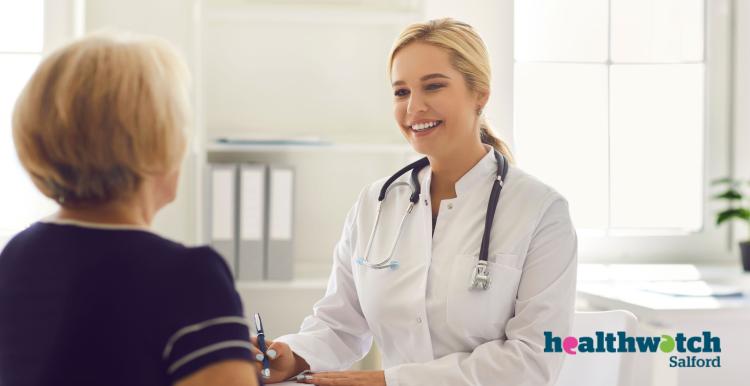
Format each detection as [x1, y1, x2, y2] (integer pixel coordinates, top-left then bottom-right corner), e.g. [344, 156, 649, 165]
[253, 18, 577, 386]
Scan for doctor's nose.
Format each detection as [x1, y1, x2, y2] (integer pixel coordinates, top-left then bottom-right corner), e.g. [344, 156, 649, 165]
[406, 93, 428, 115]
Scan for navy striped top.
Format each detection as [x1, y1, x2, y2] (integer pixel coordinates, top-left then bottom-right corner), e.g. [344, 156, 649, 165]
[0, 221, 256, 385]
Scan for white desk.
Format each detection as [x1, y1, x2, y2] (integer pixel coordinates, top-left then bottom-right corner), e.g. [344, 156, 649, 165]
[576, 264, 750, 386]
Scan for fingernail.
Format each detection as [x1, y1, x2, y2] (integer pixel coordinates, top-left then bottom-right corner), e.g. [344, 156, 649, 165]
[262, 368, 271, 378]
[266, 349, 277, 359]
[255, 353, 264, 361]
[304, 375, 313, 382]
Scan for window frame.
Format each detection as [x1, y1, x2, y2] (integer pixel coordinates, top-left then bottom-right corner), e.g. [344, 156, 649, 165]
[512, 0, 736, 262]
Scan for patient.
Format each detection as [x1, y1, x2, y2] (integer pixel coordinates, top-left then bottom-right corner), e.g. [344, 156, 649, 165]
[0, 34, 259, 386]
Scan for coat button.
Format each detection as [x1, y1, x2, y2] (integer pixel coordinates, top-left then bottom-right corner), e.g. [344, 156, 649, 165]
[447, 203, 453, 210]
[424, 199, 428, 206]
[416, 316, 422, 324]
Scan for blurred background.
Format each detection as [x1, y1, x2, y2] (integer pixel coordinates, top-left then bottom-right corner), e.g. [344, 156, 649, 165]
[1, 1, 749, 385]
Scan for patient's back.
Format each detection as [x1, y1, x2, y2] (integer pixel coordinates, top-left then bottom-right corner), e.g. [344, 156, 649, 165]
[0, 221, 253, 386]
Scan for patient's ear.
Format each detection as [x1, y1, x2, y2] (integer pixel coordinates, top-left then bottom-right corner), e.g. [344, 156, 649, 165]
[154, 169, 180, 208]
[149, 168, 181, 211]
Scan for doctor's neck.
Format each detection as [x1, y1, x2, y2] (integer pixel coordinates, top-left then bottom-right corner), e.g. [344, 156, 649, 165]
[428, 139, 488, 197]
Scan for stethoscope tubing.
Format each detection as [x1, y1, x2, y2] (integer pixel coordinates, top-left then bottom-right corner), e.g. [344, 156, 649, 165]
[360, 182, 414, 269]
[360, 150, 508, 274]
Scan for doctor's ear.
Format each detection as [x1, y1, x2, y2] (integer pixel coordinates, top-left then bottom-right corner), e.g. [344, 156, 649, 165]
[474, 90, 489, 112]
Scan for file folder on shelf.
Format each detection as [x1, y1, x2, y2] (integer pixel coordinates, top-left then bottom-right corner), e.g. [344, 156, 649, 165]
[206, 164, 238, 276]
[266, 166, 295, 280]
[237, 164, 266, 281]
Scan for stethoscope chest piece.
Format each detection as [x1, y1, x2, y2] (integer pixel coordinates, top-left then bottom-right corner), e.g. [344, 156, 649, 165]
[469, 260, 491, 290]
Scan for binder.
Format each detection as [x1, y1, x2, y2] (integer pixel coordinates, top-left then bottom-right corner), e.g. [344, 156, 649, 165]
[237, 164, 266, 281]
[266, 166, 295, 280]
[206, 164, 238, 276]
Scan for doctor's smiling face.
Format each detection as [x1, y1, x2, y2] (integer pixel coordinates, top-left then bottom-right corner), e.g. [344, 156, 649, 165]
[391, 42, 488, 159]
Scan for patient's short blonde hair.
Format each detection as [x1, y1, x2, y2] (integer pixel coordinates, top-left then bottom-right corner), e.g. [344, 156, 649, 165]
[12, 32, 190, 206]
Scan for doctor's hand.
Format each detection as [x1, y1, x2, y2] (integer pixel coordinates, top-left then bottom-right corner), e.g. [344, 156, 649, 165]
[250, 336, 310, 384]
[302, 370, 386, 386]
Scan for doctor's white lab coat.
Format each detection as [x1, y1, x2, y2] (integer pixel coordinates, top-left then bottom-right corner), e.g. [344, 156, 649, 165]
[276, 148, 578, 386]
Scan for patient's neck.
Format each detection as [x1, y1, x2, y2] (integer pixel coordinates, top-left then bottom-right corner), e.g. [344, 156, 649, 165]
[56, 191, 155, 228]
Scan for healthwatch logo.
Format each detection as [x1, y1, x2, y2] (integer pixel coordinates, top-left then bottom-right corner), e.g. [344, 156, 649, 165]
[544, 331, 722, 368]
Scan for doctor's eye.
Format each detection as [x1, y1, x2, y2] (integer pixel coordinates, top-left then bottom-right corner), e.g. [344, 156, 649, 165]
[394, 88, 410, 97]
[425, 83, 446, 91]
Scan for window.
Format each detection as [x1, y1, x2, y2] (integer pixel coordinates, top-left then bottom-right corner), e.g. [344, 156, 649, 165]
[514, 0, 706, 234]
[0, 0, 56, 246]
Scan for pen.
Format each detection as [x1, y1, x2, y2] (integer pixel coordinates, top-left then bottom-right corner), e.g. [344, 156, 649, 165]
[254, 313, 271, 379]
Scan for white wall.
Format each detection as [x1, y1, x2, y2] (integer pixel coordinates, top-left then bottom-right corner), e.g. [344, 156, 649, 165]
[735, 0, 750, 182]
[85, 0, 194, 51]
[201, 6, 416, 144]
[730, 0, 750, 245]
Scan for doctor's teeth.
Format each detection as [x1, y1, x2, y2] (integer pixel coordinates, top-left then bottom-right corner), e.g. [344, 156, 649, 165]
[412, 121, 440, 131]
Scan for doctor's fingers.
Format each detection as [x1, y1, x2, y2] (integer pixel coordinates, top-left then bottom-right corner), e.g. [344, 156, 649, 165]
[265, 341, 291, 360]
[249, 336, 275, 361]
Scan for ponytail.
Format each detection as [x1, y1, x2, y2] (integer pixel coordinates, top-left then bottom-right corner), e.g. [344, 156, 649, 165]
[479, 118, 514, 164]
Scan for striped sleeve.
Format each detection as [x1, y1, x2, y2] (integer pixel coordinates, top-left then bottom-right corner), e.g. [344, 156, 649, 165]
[158, 247, 254, 382]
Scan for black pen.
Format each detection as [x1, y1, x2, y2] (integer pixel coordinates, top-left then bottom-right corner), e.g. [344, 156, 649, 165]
[254, 313, 271, 379]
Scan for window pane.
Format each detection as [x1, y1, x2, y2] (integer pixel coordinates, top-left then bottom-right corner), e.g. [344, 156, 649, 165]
[611, 0, 704, 63]
[514, 63, 609, 229]
[0, 0, 44, 52]
[609, 64, 703, 230]
[0, 54, 56, 235]
[515, 0, 608, 62]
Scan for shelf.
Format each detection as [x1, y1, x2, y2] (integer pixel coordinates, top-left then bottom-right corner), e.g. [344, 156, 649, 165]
[206, 142, 414, 154]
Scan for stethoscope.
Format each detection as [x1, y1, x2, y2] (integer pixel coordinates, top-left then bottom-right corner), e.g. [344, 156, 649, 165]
[356, 149, 508, 290]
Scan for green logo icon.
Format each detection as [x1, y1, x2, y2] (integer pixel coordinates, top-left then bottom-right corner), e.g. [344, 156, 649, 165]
[660, 335, 675, 353]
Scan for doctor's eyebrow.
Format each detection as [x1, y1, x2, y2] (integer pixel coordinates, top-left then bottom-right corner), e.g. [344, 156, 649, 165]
[391, 73, 451, 86]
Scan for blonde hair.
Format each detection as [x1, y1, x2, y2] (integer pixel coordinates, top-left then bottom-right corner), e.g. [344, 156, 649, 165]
[388, 18, 514, 163]
[12, 32, 190, 206]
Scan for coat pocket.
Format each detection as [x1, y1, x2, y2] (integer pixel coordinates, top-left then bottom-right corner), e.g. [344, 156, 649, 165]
[446, 254, 523, 340]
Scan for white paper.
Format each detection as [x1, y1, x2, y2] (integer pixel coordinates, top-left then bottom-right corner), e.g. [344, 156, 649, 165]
[211, 168, 234, 240]
[269, 169, 293, 240]
[241, 167, 264, 240]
